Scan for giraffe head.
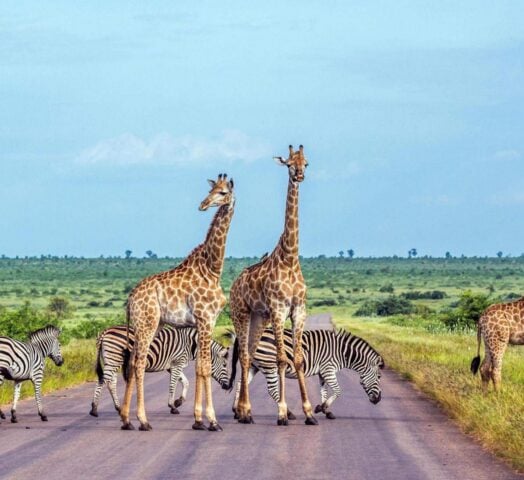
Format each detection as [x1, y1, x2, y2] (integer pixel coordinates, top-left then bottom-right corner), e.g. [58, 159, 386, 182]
[274, 144, 309, 183]
[199, 173, 235, 211]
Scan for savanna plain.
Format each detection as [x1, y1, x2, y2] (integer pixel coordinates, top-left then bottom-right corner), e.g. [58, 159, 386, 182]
[0, 255, 523, 471]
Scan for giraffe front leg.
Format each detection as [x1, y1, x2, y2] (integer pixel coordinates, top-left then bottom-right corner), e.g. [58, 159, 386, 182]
[11, 382, 22, 423]
[270, 308, 291, 426]
[135, 330, 156, 431]
[120, 353, 136, 430]
[292, 305, 317, 425]
[232, 308, 255, 424]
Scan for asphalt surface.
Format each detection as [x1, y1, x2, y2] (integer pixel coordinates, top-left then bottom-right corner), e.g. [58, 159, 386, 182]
[0, 313, 521, 480]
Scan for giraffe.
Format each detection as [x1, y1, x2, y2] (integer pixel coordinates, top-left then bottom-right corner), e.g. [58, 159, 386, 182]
[470, 297, 524, 392]
[119, 173, 235, 431]
[229, 144, 317, 426]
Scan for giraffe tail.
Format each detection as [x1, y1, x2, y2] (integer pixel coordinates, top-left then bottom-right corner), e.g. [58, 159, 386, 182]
[227, 336, 239, 392]
[470, 320, 482, 375]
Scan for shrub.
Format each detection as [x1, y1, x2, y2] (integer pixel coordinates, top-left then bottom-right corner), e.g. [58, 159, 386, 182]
[0, 302, 61, 340]
[378, 283, 395, 293]
[311, 298, 337, 307]
[438, 290, 491, 331]
[355, 295, 414, 317]
[401, 290, 446, 300]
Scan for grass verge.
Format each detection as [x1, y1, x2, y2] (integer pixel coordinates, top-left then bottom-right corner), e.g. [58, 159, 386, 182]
[331, 309, 524, 472]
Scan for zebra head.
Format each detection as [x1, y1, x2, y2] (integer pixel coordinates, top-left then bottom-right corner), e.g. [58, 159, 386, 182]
[30, 325, 64, 367]
[359, 355, 384, 404]
[210, 341, 230, 390]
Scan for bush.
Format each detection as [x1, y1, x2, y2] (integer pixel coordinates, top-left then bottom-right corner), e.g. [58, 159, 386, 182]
[0, 302, 61, 340]
[68, 318, 116, 339]
[438, 290, 491, 331]
[378, 283, 395, 293]
[311, 298, 337, 307]
[355, 295, 414, 317]
[401, 290, 446, 300]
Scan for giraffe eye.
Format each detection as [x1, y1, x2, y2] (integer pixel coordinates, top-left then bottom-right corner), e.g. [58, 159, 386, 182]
[219, 191, 227, 195]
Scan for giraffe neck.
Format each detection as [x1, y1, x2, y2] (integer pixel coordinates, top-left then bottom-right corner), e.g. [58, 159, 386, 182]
[277, 178, 300, 265]
[203, 199, 235, 277]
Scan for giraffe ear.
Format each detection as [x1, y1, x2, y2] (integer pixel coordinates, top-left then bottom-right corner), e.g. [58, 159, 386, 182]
[207, 179, 216, 188]
[228, 178, 234, 190]
[273, 156, 287, 166]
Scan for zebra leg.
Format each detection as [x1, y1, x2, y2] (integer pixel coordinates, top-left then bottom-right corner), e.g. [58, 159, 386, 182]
[262, 367, 296, 420]
[90, 379, 104, 417]
[0, 377, 5, 419]
[168, 364, 184, 414]
[291, 304, 317, 425]
[314, 375, 328, 414]
[319, 369, 341, 420]
[107, 369, 121, 413]
[32, 377, 48, 421]
[10, 382, 22, 423]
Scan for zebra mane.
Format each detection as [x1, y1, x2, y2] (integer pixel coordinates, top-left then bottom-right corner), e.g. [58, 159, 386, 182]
[29, 325, 61, 343]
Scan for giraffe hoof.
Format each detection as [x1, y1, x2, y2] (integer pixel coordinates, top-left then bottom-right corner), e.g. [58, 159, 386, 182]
[192, 421, 208, 431]
[238, 415, 255, 424]
[277, 417, 289, 426]
[287, 410, 296, 420]
[139, 422, 153, 431]
[325, 412, 336, 420]
[233, 411, 239, 420]
[174, 398, 183, 408]
[40, 415, 48, 422]
[170, 407, 180, 415]
[314, 404, 323, 414]
[305, 415, 318, 426]
[208, 422, 223, 432]
[121, 422, 135, 431]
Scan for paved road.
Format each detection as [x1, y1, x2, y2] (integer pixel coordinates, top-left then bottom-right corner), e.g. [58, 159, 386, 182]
[0, 315, 521, 480]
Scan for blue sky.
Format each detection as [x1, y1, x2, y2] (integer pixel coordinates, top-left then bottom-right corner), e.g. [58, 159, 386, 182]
[1, 1, 523, 258]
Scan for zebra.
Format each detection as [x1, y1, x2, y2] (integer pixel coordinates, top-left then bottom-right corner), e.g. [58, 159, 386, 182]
[89, 325, 230, 417]
[230, 328, 384, 420]
[0, 325, 63, 423]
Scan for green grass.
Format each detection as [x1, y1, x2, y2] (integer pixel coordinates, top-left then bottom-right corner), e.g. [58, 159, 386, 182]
[330, 306, 524, 473]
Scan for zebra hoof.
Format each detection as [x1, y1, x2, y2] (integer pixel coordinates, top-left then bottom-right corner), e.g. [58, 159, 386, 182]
[277, 417, 289, 426]
[139, 422, 152, 431]
[11, 416, 18, 424]
[238, 415, 255, 424]
[121, 422, 135, 431]
[174, 397, 183, 408]
[325, 412, 336, 420]
[170, 407, 180, 415]
[89, 408, 98, 417]
[287, 410, 296, 420]
[208, 422, 223, 432]
[305, 415, 318, 426]
[0, 412, 6, 420]
[314, 404, 323, 414]
[40, 415, 48, 422]
[192, 421, 208, 431]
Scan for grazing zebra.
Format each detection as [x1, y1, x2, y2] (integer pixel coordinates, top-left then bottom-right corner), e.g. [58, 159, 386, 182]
[0, 325, 63, 423]
[89, 325, 230, 417]
[230, 328, 384, 420]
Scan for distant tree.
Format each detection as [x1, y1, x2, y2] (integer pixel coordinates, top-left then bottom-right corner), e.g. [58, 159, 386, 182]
[338, 250, 345, 258]
[496, 251, 503, 258]
[445, 251, 452, 259]
[408, 248, 418, 258]
[47, 297, 75, 320]
[347, 249, 355, 259]
[145, 250, 157, 259]
[125, 250, 132, 259]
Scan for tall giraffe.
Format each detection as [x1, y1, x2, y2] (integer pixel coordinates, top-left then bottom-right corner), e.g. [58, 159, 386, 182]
[120, 173, 235, 431]
[229, 145, 317, 426]
[471, 297, 524, 392]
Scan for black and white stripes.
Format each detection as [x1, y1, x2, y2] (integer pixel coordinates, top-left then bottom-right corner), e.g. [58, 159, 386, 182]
[232, 328, 384, 419]
[89, 325, 230, 417]
[0, 325, 63, 423]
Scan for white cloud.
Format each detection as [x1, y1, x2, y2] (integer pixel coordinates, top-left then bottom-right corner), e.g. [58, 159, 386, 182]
[76, 130, 271, 166]
[489, 192, 524, 206]
[493, 149, 521, 162]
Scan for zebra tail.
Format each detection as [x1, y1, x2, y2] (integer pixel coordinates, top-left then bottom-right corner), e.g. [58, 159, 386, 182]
[470, 320, 482, 375]
[122, 349, 132, 384]
[95, 342, 104, 384]
[227, 336, 239, 392]
[0, 366, 14, 380]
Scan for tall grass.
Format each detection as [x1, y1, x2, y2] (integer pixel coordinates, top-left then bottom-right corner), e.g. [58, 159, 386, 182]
[332, 310, 524, 472]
